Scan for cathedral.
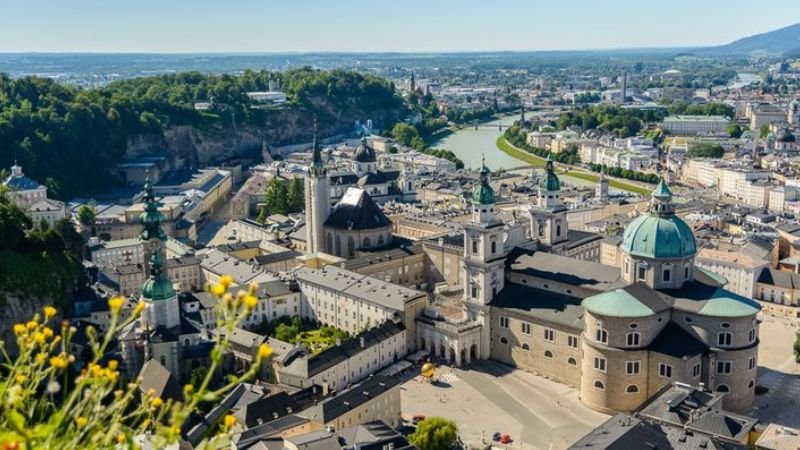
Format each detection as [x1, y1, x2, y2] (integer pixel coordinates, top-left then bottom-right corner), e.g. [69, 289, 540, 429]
[304, 129, 397, 259]
[417, 160, 761, 414]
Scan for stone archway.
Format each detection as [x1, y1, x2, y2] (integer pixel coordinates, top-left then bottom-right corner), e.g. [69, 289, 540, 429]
[420, 336, 427, 351]
[449, 347, 457, 365]
[438, 342, 446, 359]
[470, 344, 479, 362]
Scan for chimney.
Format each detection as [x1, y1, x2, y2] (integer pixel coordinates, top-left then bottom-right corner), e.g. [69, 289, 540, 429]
[698, 382, 705, 392]
[359, 337, 365, 348]
[322, 381, 329, 396]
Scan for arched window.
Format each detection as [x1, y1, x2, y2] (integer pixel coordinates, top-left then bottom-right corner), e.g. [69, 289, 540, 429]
[347, 237, 355, 258]
[716, 384, 730, 393]
[363, 236, 371, 248]
[593, 380, 605, 391]
[556, 224, 562, 237]
[521, 343, 530, 351]
[544, 350, 553, 358]
[717, 331, 733, 347]
[472, 240, 479, 254]
[491, 241, 497, 254]
[184, 339, 190, 347]
[626, 385, 639, 393]
[626, 332, 640, 347]
[596, 328, 608, 344]
[378, 235, 385, 246]
[567, 357, 577, 366]
[500, 337, 509, 345]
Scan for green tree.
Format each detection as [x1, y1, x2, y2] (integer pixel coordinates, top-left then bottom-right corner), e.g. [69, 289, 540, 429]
[391, 123, 420, 146]
[287, 177, 305, 213]
[727, 123, 743, 138]
[263, 177, 289, 216]
[387, 145, 399, 154]
[77, 203, 96, 226]
[409, 417, 458, 450]
[687, 143, 725, 159]
[794, 332, 800, 364]
[760, 124, 771, 139]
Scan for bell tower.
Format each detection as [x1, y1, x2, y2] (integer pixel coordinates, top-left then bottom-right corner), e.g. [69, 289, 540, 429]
[304, 120, 331, 255]
[530, 156, 568, 249]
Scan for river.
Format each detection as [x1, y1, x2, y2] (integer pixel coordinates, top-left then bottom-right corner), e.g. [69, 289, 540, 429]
[431, 115, 600, 189]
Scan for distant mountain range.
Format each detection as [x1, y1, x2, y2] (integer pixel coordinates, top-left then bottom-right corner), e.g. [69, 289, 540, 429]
[701, 22, 800, 56]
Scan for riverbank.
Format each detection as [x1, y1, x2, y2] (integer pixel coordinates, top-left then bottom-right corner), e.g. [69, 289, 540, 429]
[495, 136, 652, 195]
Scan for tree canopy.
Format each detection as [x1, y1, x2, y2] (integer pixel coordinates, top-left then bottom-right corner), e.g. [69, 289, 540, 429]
[409, 417, 458, 450]
[687, 143, 725, 159]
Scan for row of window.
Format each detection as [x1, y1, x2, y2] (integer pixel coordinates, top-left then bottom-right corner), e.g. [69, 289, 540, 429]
[499, 318, 578, 347]
[592, 379, 752, 394]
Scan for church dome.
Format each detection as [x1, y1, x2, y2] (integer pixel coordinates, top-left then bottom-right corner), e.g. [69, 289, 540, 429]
[354, 135, 376, 163]
[142, 276, 176, 301]
[620, 180, 696, 259]
[472, 161, 495, 205]
[538, 157, 560, 191]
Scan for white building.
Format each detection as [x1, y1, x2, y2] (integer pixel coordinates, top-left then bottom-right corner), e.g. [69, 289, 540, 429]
[662, 115, 730, 135]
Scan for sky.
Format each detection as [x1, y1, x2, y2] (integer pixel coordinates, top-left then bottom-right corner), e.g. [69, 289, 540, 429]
[1, 0, 799, 53]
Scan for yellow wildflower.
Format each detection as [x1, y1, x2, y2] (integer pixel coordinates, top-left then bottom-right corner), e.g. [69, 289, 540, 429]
[50, 355, 68, 370]
[14, 375, 26, 384]
[184, 384, 194, 394]
[224, 414, 236, 430]
[116, 434, 126, 444]
[248, 282, 258, 295]
[75, 417, 88, 428]
[13, 324, 26, 336]
[258, 343, 273, 359]
[43, 306, 57, 319]
[133, 301, 146, 315]
[32, 332, 46, 345]
[42, 327, 54, 339]
[244, 295, 258, 310]
[26, 321, 37, 331]
[151, 397, 163, 408]
[222, 292, 233, 305]
[35, 353, 46, 364]
[210, 283, 225, 297]
[220, 274, 234, 288]
[108, 296, 124, 312]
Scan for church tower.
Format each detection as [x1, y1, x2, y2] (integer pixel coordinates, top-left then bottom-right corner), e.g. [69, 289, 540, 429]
[462, 158, 506, 305]
[138, 179, 179, 330]
[530, 156, 568, 249]
[595, 165, 609, 201]
[304, 121, 331, 255]
[462, 158, 505, 360]
[352, 133, 377, 177]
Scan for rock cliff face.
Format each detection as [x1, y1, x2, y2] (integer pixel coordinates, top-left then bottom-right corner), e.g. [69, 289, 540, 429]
[125, 102, 405, 166]
[0, 293, 54, 353]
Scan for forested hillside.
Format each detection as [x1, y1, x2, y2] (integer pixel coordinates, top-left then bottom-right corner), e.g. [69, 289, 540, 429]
[0, 69, 406, 198]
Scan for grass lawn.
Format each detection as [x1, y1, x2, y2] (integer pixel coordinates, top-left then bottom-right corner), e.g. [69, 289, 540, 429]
[564, 170, 652, 196]
[296, 328, 348, 354]
[496, 136, 652, 195]
[495, 136, 547, 167]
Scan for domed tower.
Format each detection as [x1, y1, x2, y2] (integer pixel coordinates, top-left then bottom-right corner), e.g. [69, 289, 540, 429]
[140, 251, 179, 330]
[789, 98, 800, 125]
[462, 157, 505, 360]
[304, 122, 331, 255]
[530, 156, 568, 249]
[596, 165, 609, 201]
[620, 180, 696, 290]
[353, 133, 377, 177]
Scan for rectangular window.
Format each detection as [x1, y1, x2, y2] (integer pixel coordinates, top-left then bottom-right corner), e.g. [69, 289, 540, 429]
[544, 329, 555, 342]
[521, 322, 531, 335]
[663, 269, 671, 282]
[471, 286, 478, 298]
[594, 357, 607, 373]
[472, 240, 478, 254]
[499, 317, 509, 328]
[568, 336, 579, 348]
[749, 357, 756, 370]
[717, 332, 732, 347]
[717, 361, 732, 374]
[626, 360, 640, 375]
[748, 328, 756, 343]
[626, 332, 640, 347]
[659, 363, 672, 378]
[637, 266, 646, 281]
[685, 267, 690, 279]
[692, 363, 701, 378]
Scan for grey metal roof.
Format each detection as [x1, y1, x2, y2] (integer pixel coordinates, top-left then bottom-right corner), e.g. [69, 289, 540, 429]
[324, 187, 391, 231]
[647, 322, 708, 359]
[294, 265, 424, 311]
[491, 283, 584, 330]
[300, 375, 400, 424]
[508, 251, 622, 291]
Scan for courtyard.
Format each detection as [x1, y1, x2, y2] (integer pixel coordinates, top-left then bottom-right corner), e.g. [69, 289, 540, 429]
[401, 360, 608, 450]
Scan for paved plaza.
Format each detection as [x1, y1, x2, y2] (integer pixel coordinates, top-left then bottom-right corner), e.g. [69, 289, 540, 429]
[401, 361, 608, 450]
[749, 314, 800, 427]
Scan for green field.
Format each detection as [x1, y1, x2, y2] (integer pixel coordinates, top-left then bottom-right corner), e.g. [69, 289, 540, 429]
[495, 136, 547, 167]
[495, 137, 651, 195]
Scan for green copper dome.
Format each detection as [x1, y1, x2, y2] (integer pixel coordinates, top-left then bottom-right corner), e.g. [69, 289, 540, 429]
[620, 181, 696, 259]
[141, 252, 175, 301]
[472, 158, 496, 205]
[538, 156, 560, 191]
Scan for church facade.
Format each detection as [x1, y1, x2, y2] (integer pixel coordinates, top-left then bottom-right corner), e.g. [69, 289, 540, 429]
[417, 161, 761, 413]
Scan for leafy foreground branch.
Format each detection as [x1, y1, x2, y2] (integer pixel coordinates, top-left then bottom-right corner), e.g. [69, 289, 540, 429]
[0, 275, 272, 450]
